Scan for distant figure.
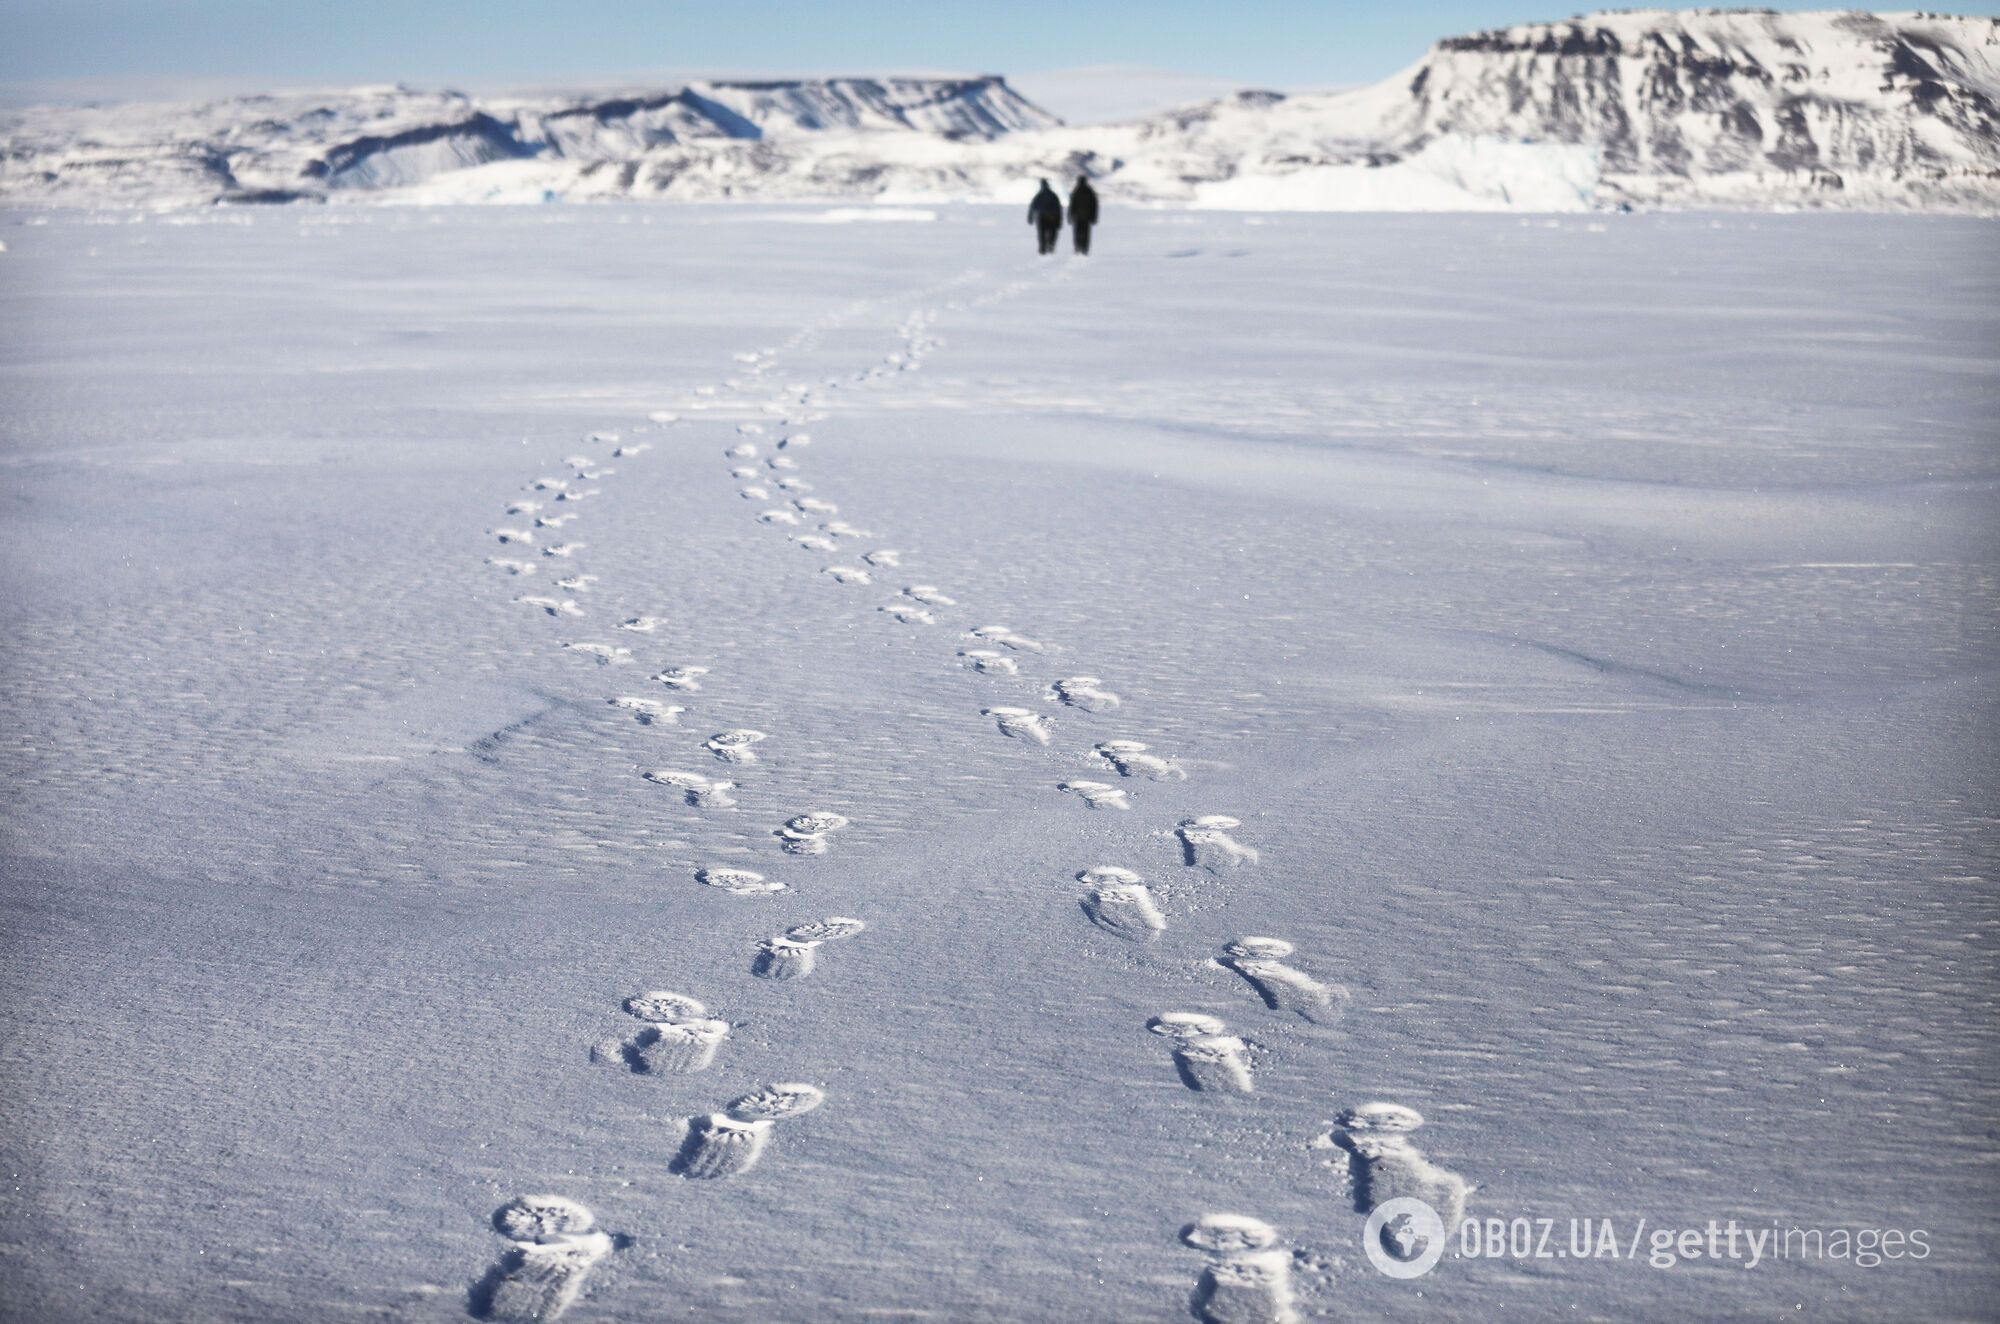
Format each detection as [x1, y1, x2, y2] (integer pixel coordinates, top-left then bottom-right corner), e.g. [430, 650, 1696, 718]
[1028, 179, 1063, 255]
[1069, 177, 1099, 255]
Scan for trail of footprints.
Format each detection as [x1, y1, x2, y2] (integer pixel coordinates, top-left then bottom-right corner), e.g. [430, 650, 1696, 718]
[465, 269, 1023, 1318]
[695, 268, 1469, 1316]
[474, 258, 1466, 1319]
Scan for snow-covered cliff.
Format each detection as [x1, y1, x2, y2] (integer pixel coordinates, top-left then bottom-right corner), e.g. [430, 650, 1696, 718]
[0, 76, 1061, 205]
[2, 12, 1995, 211]
[1387, 10, 2000, 208]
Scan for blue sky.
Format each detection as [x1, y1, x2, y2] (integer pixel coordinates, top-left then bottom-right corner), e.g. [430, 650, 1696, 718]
[0, 1, 1949, 97]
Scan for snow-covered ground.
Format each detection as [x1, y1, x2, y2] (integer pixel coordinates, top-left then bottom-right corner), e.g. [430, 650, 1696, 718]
[1, 204, 1995, 1322]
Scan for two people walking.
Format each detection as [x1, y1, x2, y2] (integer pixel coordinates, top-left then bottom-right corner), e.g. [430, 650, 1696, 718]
[1030, 177, 1099, 256]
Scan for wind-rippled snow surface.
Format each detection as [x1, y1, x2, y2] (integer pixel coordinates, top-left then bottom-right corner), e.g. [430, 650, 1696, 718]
[1, 206, 1995, 1323]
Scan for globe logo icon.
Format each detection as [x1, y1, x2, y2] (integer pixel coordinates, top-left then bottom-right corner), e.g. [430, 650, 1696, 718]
[1363, 1197, 1448, 1279]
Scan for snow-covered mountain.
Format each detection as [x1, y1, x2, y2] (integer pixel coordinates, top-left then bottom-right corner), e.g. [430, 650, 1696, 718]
[0, 76, 1060, 205]
[1390, 9, 2000, 209]
[3, 11, 1996, 212]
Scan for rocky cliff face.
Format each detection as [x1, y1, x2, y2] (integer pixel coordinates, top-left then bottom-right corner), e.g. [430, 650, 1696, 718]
[2, 13, 1995, 211]
[1389, 11, 2000, 205]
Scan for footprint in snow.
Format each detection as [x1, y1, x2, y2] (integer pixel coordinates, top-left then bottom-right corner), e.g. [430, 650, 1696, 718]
[727, 442, 758, 458]
[488, 558, 535, 576]
[1095, 740, 1184, 781]
[1148, 1013, 1254, 1093]
[705, 729, 767, 764]
[530, 477, 568, 492]
[644, 770, 735, 808]
[1327, 1103, 1470, 1232]
[778, 811, 849, 856]
[516, 595, 583, 618]
[609, 696, 682, 725]
[794, 497, 837, 515]
[793, 534, 838, 552]
[612, 442, 649, 458]
[820, 521, 873, 539]
[984, 707, 1052, 745]
[671, 1083, 824, 1180]
[591, 990, 730, 1074]
[652, 666, 708, 691]
[960, 649, 1018, 677]
[1059, 780, 1130, 811]
[822, 565, 871, 585]
[695, 866, 786, 896]
[618, 616, 667, 633]
[1051, 676, 1120, 712]
[475, 1196, 616, 1323]
[759, 509, 801, 526]
[740, 485, 771, 500]
[541, 543, 585, 559]
[1077, 866, 1164, 941]
[1181, 1214, 1300, 1324]
[902, 585, 954, 607]
[493, 528, 536, 546]
[752, 916, 866, 980]
[778, 432, 811, 449]
[862, 549, 902, 568]
[562, 643, 631, 666]
[505, 500, 540, 515]
[1178, 816, 1258, 872]
[880, 603, 935, 626]
[1217, 938, 1347, 1024]
[535, 513, 576, 529]
[967, 625, 1044, 653]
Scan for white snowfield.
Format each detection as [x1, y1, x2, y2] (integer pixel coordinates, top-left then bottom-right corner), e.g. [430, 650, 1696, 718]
[0, 204, 1996, 1324]
[3, 10, 1997, 213]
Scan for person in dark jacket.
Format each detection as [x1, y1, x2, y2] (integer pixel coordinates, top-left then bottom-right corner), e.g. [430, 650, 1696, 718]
[1028, 179, 1063, 255]
[1068, 176, 1099, 255]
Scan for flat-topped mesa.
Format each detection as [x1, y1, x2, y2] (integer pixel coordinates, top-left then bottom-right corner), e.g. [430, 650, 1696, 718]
[5, 15, 1994, 210]
[1399, 10, 2000, 192]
